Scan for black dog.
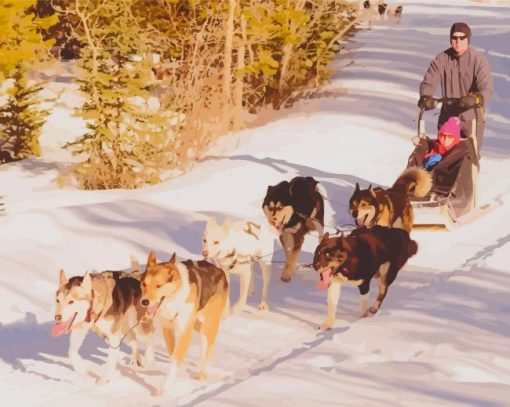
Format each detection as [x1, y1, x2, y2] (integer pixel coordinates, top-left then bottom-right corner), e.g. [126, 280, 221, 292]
[313, 226, 417, 329]
[263, 176, 324, 282]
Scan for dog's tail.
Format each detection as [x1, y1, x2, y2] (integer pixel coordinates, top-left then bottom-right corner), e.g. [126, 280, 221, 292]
[392, 167, 432, 198]
[408, 239, 418, 257]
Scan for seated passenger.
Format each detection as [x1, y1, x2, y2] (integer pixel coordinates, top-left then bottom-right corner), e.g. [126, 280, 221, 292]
[423, 116, 462, 170]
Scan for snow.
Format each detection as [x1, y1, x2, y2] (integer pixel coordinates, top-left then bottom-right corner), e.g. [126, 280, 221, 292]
[1, 0, 509, 406]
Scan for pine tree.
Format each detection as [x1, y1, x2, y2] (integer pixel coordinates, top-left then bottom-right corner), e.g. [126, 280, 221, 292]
[0, 66, 49, 158]
[238, 0, 357, 110]
[0, 0, 57, 159]
[62, 0, 177, 189]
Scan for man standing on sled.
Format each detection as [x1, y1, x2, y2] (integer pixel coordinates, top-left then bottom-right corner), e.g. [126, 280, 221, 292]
[417, 22, 493, 162]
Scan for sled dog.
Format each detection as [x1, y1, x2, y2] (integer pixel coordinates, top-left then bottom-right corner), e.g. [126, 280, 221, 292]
[313, 226, 417, 329]
[140, 252, 228, 394]
[262, 176, 325, 282]
[53, 263, 154, 383]
[349, 167, 431, 232]
[202, 216, 274, 313]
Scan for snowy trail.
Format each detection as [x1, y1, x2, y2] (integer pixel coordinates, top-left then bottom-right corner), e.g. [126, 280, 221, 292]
[1, 0, 509, 406]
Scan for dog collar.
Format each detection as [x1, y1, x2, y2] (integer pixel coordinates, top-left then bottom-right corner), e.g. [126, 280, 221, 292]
[84, 307, 102, 324]
[85, 308, 93, 323]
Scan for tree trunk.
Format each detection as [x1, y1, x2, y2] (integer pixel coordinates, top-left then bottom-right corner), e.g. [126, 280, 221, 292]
[233, 14, 246, 130]
[223, 0, 237, 126]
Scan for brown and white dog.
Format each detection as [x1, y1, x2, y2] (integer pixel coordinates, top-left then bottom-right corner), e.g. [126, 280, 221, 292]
[313, 226, 417, 330]
[52, 265, 154, 384]
[349, 167, 431, 233]
[140, 252, 228, 395]
[262, 176, 325, 282]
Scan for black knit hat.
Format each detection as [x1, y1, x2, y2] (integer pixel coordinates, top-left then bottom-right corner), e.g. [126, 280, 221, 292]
[450, 22, 471, 41]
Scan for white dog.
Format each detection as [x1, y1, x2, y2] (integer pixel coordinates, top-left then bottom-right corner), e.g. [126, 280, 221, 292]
[202, 217, 275, 314]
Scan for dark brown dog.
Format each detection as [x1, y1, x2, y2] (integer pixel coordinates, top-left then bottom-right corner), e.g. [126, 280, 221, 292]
[313, 226, 417, 329]
[262, 176, 324, 282]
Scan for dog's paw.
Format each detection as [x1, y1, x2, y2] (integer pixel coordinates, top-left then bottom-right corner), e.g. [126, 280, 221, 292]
[230, 304, 245, 315]
[257, 302, 269, 311]
[280, 274, 291, 283]
[319, 321, 333, 330]
[96, 376, 110, 386]
[194, 371, 207, 381]
[369, 305, 379, 314]
[130, 357, 143, 369]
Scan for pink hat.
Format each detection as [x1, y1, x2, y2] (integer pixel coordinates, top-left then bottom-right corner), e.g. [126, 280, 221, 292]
[438, 116, 461, 141]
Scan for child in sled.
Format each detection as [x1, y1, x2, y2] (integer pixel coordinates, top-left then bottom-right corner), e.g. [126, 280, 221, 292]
[423, 116, 462, 171]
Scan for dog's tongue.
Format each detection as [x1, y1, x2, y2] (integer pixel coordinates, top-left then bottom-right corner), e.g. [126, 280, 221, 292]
[51, 316, 74, 337]
[145, 303, 159, 317]
[355, 217, 365, 227]
[316, 269, 332, 291]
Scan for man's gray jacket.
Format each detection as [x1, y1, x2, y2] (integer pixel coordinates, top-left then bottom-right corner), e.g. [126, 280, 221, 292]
[419, 47, 493, 151]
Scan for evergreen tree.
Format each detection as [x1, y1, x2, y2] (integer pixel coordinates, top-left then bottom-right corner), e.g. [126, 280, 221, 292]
[0, 0, 56, 159]
[0, 66, 49, 158]
[62, 0, 176, 189]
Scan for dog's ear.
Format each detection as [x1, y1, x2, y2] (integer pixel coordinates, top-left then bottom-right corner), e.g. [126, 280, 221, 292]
[129, 256, 140, 272]
[336, 233, 347, 247]
[338, 235, 351, 252]
[263, 204, 271, 217]
[355, 182, 360, 192]
[321, 232, 330, 242]
[223, 217, 232, 230]
[82, 272, 92, 293]
[169, 252, 176, 264]
[59, 269, 68, 286]
[147, 251, 157, 267]
[368, 184, 373, 191]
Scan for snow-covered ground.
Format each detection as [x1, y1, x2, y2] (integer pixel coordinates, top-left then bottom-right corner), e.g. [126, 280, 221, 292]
[1, 0, 509, 406]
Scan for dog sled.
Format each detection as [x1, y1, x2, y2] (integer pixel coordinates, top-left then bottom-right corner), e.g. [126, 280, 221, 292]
[406, 98, 485, 230]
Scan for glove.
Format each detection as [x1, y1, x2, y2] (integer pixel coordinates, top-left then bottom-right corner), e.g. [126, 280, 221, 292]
[417, 95, 437, 110]
[424, 153, 442, 170]
[459, 92, 483, 109]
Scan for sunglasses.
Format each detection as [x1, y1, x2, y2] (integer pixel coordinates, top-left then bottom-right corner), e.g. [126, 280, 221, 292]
[451, 35, 467, 41]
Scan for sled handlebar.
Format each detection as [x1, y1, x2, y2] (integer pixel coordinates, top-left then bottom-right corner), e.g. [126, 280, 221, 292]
[415, 97, 479, 146]
[418, 97, 461, 122]
[417, 97, 463, 139]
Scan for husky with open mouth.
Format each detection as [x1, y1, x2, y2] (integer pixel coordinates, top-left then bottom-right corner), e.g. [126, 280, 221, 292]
[262, 176, 325, 282]
[53, 264, 154, 383]
[313, 226, 418, 330]
[349, 167, 431, 233]
[140, 252, 228, 395]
